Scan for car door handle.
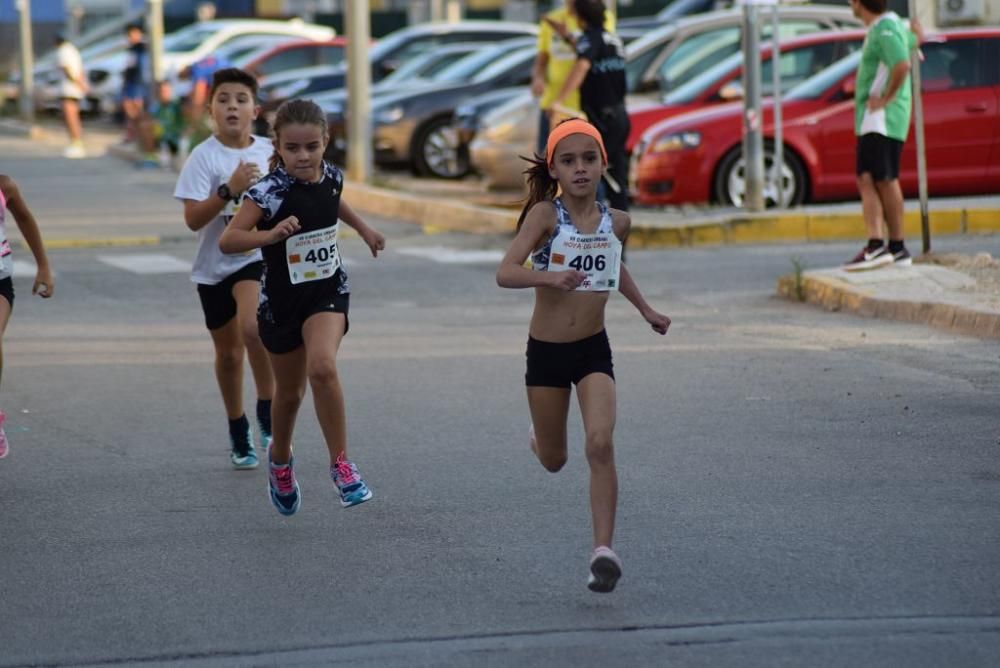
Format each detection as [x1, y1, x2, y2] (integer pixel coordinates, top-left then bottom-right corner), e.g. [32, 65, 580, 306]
[965, 103, 988, 112]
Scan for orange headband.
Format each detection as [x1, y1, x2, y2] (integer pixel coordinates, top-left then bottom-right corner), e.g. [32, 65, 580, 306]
[546, 119, 608, 166]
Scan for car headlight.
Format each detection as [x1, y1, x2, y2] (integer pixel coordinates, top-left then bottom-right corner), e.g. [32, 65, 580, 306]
[375, 105, 404, 125]
[650, 131, 701, 153]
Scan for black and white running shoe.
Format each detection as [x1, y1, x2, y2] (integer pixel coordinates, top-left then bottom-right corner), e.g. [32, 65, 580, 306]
[891, 246, 913, 266]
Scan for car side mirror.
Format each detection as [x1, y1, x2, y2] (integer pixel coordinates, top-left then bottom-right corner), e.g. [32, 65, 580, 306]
[380, 59, 400, 77]
[718, 81, 744, 101]
[842, 77, 856, 98]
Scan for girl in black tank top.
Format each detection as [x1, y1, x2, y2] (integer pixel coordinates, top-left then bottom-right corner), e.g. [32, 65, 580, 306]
[220, 100, 386, 516]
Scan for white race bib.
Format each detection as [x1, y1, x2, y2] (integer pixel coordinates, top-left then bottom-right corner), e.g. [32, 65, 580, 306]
[548, 231, 621, 291]
[286, 224, 341, 285]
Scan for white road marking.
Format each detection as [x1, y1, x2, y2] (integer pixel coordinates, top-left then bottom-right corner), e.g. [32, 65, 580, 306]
[98, 253, 192, 274]
[396, 246, 504, 264]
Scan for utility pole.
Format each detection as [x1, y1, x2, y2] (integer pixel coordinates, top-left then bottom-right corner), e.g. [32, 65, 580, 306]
[147, 0, 165, 83]
[446, 0, 462, 23]
[908, 0, 930, 253]
[740, 0, 765, 212]
[345, 0, 372, 183]
[769, 5, 784, 208]
[15, 0, 34, 125]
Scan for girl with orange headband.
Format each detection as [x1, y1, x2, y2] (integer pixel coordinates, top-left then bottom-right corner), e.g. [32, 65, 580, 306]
[496, 119, 670, 593]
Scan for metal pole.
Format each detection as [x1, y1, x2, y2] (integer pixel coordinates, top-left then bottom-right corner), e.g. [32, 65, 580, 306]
[146, 0, 165, 83]
[430, 0, 444, 22]
[346, 0, 373, 183]
[908, 0, 930, 253]
[445, 0, 461, 23]
[741, 3, 765, 212]
[15, 0, 34, 124]
[770, 5, 784, 208]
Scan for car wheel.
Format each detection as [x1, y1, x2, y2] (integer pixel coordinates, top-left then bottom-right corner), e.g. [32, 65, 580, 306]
[413, 117, 469, 179]
[713, 143, 807, 207]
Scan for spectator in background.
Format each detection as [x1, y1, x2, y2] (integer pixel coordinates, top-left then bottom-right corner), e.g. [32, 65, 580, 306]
[548, 0, 630, 213]
[530, 0, 615, 154]
[185, 53, 234, 133]
[137, 80, 187, 169]
[55, 33, 87, 159]
[121, 23, 149, 143]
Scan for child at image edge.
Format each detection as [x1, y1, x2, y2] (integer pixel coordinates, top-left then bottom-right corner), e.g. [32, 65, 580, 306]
[220, 99, 384, 515]
[496, 118, 670, 592]
[0, 175, 54, 458]
[174, 68, 275, 470]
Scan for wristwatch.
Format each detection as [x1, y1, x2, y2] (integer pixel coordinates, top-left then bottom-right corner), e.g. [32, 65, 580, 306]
[216, 183, 234, 201]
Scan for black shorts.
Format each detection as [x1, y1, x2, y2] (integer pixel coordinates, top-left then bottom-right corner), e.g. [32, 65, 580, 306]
[525, 330, 614, 389]
[196, 261, 264, 331]
[258, 292, 350, 355]
[856, 133, 904, 182]
[0, 277, 12, 307]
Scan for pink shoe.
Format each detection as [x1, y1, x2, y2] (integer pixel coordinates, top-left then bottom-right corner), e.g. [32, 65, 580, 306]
[0, 411, 9, 459]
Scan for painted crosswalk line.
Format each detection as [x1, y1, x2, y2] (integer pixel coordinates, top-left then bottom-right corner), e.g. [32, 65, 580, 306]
[396, 246, 504, 264]
[97, 253, 192, 274]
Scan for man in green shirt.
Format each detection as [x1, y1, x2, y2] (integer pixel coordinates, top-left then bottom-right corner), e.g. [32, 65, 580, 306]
[844, 0, 922, 271]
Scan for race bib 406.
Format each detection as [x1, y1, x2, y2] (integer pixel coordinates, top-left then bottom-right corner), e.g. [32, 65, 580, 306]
[548, 232, 622, 291]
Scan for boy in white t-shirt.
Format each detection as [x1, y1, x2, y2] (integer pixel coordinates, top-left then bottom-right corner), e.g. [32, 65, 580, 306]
[174, 68, 274, 470]
[55, 34, 87, 159]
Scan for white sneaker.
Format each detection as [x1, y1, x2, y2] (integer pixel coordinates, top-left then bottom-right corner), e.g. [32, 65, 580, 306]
[63, 143, 86, 159]
[587, 546, 622, 593]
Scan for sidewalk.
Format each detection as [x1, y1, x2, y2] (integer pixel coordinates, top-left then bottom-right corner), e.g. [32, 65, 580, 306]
[776, 255, 1000, 339]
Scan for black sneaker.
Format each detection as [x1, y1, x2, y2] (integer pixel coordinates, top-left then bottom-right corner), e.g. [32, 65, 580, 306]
[891, 246, 913, 266]
[844, 245, 892, 271]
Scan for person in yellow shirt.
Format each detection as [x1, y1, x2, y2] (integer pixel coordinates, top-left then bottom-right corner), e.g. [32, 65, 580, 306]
[531, 1, 615, 153]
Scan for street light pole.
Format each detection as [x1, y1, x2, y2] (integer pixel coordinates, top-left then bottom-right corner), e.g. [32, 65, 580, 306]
[346, 0, 372, 183]
[146, 0, 165, 83]
[15, 0, 34, 125]
[908, 0, 930, 253]
[741, 1, 765, 212]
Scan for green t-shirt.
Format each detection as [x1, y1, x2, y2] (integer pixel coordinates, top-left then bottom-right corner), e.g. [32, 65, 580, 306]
[855, 12, 917, 141]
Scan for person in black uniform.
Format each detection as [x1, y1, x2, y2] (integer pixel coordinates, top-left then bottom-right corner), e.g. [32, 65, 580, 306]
[547, 0, 630, 212]
[219, 99, 385, 517]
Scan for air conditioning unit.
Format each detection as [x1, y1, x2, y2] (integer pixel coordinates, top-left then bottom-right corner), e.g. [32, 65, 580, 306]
[937, 0, 986, 25]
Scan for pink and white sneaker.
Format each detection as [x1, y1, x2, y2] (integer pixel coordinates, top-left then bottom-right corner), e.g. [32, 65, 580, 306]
[0, 410, 9, 459]
[588, 546, 622, 593]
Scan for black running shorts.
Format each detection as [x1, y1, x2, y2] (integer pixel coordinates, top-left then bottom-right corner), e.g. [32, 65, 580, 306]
[196, 261, 264, 331]
[258, 292, 350, 355]
[856, 133, 904, 182]
[0, 277, 12, 307]
[525, 330, 614, 389]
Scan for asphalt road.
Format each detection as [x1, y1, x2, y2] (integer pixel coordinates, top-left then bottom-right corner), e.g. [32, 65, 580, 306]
[1, 135, 999, 667]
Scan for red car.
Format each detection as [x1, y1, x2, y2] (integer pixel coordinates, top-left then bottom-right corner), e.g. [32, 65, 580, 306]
[243, 38, 350, 78]
[634, 28, 1000, 207]
[626, 29, 865, 152]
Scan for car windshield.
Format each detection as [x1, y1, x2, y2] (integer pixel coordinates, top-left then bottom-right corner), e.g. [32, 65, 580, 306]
[164, 24, 219, 53]
[434, 45, 513, 83]
[785, 50, 861, 101]
[471, 48, 533, 83]
[663, 50, 743, 104]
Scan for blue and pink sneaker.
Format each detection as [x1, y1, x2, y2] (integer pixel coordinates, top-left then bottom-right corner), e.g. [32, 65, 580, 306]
[268, 456, 301, 516]
[330, 453, 372, 508]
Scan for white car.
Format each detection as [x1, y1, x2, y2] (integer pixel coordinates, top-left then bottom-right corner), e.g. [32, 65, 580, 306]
[85, 18, 334, 114]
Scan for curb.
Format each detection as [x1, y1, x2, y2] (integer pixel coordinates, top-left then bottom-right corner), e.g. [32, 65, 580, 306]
[0, 118, 49, 140]
[776, 272, 1000, 339]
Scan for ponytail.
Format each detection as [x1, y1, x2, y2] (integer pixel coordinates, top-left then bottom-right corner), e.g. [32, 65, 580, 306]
[516, 153, 558, 231]
[268, 147, 282, 173]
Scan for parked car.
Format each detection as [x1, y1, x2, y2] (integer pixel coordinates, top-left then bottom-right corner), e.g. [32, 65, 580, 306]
[469, 90, 538, 190]
[634, 29, 1000, 207]
[282, 20, 538, 105]
[624, 4, 859, 102]
[452, 86, 532, 174]
[84, 19, 334, 115]
[326, 40, 537, 178]
[303, 42, 486, 113]
[617, 0, 726, 32]
[243, 38, 350, 78]
[627, 29, 865, 152]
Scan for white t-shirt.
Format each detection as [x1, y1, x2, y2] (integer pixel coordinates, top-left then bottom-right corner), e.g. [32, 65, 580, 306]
[174, 135, 272, 285]
[57, 42, 85, 100]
